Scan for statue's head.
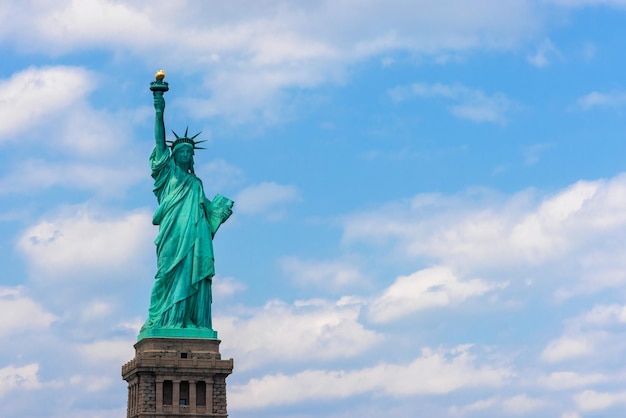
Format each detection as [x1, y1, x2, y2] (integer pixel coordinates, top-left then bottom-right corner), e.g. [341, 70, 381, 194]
[168, 128, 205, 173]
[173, 143, 194, 169]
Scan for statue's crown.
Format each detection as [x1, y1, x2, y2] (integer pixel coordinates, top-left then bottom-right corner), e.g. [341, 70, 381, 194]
[167, 127, 206, 151]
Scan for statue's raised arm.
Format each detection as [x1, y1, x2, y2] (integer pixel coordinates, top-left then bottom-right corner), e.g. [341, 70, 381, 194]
[150, 69, 168, 160]
[153, 93, 167, 158]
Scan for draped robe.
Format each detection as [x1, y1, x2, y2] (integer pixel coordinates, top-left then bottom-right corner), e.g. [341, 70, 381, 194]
[140, 148, 232, 333]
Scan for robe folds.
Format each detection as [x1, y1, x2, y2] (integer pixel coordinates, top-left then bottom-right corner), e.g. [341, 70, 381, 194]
[141, 148, 233, 332]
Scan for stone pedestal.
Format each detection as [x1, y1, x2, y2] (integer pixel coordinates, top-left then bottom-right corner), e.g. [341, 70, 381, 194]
[122, 338, 233, 418]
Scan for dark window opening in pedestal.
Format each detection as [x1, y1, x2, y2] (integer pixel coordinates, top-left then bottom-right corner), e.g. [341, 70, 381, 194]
[196, 381, 206, 406]
[163, 380, 173, 405]
[180, 352, 188, 358]
[180, 381, 189, 406]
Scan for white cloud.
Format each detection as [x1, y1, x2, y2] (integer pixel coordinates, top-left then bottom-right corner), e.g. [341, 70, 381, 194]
[69, 374, 114, 393]
[452, 394, 547, 416]
[540, 335, 595, 363]
[389, 82, 515, 123]
[80, 301, 113, 321]
[0, 66, 93, 140]
[538, 371, 608, 390]
[217, 297, 381, 370]
[522, 143, 553, 165]
[18, 208, 154, 281]
[213, 276, 247, 298]
[8, 0, 542, 57]
[230, 345, 511, 409]
[576, 304, 626, 326]
[196, 159, 245, 192]
[57, 107, 135, 158]
[343, 174, 626, 294]
[577, 91, 626, 109]
[0, 66, 144, 200]
[235, 181, 299, 217]
[501, 394, 546, 415]
[33, 0, 158, 53]
[368, 266, 502, 323]
[527, 38, 561, 68]
[0, 159, 144, 196]
[0, 364, 43, 397]
[573, 389, 626, 412]
[0, 287, 56, 337]
[449, 397, 497, 416]
[281, 257, 364, 290]
[76, 339, 135, 364]
[114, 318, 144, 334]
[1, 0, 542, 121]
[537, 301, 626, 375]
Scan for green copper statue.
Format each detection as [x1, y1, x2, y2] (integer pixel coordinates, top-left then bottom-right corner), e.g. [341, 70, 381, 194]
[138, 70, 234, 340]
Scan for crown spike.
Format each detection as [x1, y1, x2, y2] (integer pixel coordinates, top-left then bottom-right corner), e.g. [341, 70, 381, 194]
[169, 127, 207, 151]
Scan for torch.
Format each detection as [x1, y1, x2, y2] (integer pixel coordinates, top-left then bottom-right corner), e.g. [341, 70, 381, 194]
[150, 69, 169, 97]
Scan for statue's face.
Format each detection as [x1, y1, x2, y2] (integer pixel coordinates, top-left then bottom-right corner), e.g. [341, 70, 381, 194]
[174, 145, 194, 167]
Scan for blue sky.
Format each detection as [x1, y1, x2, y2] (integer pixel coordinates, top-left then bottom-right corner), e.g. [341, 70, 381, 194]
[2, 1, 626, 417]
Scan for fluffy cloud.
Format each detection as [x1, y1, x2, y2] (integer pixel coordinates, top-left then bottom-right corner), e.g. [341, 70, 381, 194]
[538, 371, 608, 390]
[368, 266, 502, 323]
[0, 160, 144, 196]
[68, 374, 115, 393]
[0, 0, 542, 121]
[0, 66, 93, 140]
[76, 339, 135, 364]
[18, 207, 154, 281]
[522, 143, 553, 165]
[527, 38, 561, 68]
[235, 181, 300, 218]
[539, 301, 626, 367]
[540, 335, 596, 363]
[230, 345, 511, 409]
[11, 0, 540, 55]
[213, 276, 247, 298]
[450, 395, 547, 416]
[0, 287, 56, 337]
[343, 174, 626, 294]
[56, 107, 136, 159]
[0, 1, 616, 127]
[501, 394, 546, 415]
[33, 0, 158, 53]
[196, 159, 245, 192]
[280, 257, 364, 290]
[0, 65, 144, 199]
[217, 297, 381, 370]
[388, 82, 516, 123]
[576, 304, 626, 326]
[577, 91, 626, 109]
[0, 364, 42, 397]
[449, 398, 497, 416]
[573, 389, 626, 412]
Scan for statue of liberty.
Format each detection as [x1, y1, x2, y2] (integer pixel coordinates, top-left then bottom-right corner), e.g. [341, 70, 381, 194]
[139, 71, 233, 340]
